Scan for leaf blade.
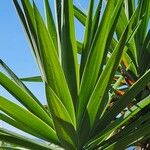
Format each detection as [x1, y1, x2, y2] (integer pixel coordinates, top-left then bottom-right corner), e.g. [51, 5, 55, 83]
[0, 96, 59, 145]
[77, 0, 124, 129]
[46, 84, 78, 149]
[0, 72, 53, 128]
[61, 0, 79, 107]
[33, 3, 76, 125]
[0, 128, 54, 150]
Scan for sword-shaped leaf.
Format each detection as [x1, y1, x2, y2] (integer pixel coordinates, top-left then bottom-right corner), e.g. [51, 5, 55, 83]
[104, 122, 150, 150]
[13, 0, 46, 80]
[0, 72, 53, 128]
[46, 84, 78, 149]
[78, 10, 141, 146]
[77, 0, 124, 128]
[0, 113, 43, 139]
[0, 96, 59, 145]
[85, 95, 150, 149]
[21, 75, 42, 82]
[44, 0, 58, 52]
[33, 3, 76, 125]
[61, 0, 79, 108]
[0, 59, 49, 115]
[95, 68, 150, 134]
[0, 128, 54, 150]
[73, 5, 86, 26]
[136, 0, 150, 58]
[80, 0, 95, 78]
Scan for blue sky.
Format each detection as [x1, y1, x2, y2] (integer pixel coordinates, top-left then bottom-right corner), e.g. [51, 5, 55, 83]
[0, 0, 42, 101]
[0, 0, 87, 103]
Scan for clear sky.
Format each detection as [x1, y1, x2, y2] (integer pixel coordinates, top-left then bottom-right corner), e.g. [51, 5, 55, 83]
[0, 0, 87, 102]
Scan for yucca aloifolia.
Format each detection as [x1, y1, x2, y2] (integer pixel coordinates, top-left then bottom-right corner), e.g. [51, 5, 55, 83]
[0, 0, 150, 149]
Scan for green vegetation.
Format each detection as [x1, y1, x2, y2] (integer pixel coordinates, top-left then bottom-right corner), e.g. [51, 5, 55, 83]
[0, 0, 150, 149]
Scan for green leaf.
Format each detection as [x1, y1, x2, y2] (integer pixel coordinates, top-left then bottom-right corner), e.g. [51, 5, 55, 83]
[116, 1, 138, 67]
[100, 113, 150, 149]
[110, 38, 137, 76]
[73, 5, 86, 26]
[12, 0, 34, 53]
[1, 113, 37, 138]
[44, 0, 58, 52]
[46, 84, 78, 150]
[0, 113, 44, 139]
[124, 0, 135, 19]
[91, 0, 103, 39]
[121, 51, 138, 76]
[77, 41, 83, 54]
[0, 72, 53, 128]
[61, 0, 79, 107]
[80, 0, 95, 78]
[85, 95, 150, 149]
[99, 2, 123, 76]
[0, 59, 36, 89]
[0, 147, 20, 150]
[21, 75, 42, 82]
[33, 3, 76, 125]
[78, 11, 141, 146]
[54, 0, 62, 36]
[136, 0, 150, 57]
[13, 0, 46, 80]
[115, 3, 128, 39]
[139, 30, 150, 75]
[95, 68, 150, 134]
[77, 0, 124, 129]
[0, 59, 49, 115]
[0, 128, 54, 150]
[89, 3, 146, 135]
[104, 122, 150, 150]
[0, 96, 59, 145]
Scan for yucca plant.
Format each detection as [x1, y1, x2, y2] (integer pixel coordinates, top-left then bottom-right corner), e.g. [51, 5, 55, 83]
[0, 0, 150, 149]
